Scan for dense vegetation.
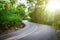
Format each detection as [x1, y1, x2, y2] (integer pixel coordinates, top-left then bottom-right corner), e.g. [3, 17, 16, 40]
[27, 0, 60, 29]
[0, 0, 26, 34]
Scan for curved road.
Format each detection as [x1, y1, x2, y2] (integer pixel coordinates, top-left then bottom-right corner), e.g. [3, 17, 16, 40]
[0, 20, 57, 40]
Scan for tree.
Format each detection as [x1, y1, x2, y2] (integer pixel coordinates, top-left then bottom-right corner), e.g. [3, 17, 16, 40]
[27, 0, 60, 29]
[27, 0, 49, 23]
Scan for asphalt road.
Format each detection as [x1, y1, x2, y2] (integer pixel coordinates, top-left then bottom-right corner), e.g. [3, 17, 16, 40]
[0, 20, 57, 40]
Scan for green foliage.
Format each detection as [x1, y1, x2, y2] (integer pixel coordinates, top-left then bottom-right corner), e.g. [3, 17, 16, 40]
[10, 0, 17, 6]
[16, 4, 26, 19]
[0, 1, 26, 30]
[27, 0, 60, 29]
[27, 0, 35, 2]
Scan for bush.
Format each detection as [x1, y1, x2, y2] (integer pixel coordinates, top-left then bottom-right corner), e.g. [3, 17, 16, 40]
[0, 1, 26, 31]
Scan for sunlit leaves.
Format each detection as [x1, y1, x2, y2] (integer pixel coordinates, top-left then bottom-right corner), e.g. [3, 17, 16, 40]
[27, 0, 35, 3]
[27, 0, 60, 29]
[10, 0, 17, 4]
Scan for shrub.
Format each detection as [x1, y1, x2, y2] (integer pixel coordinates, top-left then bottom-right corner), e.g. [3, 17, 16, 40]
[0, 1, 26, 31]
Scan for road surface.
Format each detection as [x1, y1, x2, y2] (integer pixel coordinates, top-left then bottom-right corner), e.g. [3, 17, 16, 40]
[0, 20, 57, 40]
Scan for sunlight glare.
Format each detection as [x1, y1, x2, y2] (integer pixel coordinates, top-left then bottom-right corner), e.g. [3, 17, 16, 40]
[46, 0, 60, 12]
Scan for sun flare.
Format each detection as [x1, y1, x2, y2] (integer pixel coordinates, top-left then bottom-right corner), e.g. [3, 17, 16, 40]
[46, 0, 60, 12]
